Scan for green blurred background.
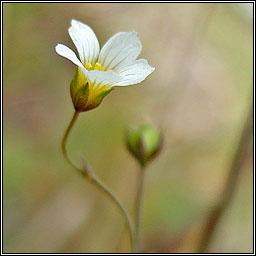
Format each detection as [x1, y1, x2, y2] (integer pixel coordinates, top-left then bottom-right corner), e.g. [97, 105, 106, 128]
[3, 3, 253, 253]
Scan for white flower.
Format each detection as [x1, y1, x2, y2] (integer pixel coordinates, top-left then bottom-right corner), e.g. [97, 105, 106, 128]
[55, 19, 155, 111]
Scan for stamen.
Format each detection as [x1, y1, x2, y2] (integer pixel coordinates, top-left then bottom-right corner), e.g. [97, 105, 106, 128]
[85, 63, 93, 70]
[84, 62, 112, 72]
[94, 62, 104, 71]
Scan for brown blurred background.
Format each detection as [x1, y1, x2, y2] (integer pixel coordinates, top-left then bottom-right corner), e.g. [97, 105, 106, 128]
[3, 3, 253, 253]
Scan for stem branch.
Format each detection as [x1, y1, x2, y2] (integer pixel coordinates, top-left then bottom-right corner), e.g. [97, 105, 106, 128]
[62, 111, 135, 252]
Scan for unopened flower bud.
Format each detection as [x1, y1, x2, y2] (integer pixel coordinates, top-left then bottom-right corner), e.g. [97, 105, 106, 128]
[126, 124, 163, 167]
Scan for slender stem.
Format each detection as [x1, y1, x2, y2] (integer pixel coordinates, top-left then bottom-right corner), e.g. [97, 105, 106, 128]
[90, 176, 135, 251]
[134, 165, 146, 252]
[61, 111, 135, 252]
[196, 102, 253, 253]
[61, 111, 81, 171]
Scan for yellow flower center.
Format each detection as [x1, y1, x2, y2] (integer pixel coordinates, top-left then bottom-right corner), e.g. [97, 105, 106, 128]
[85, 62, 112, 72]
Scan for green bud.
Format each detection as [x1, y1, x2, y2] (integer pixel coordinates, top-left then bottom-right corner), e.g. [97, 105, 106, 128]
[126, 123, 163, 167]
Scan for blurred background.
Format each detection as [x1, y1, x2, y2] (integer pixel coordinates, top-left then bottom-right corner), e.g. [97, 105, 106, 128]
[3, 3, 253, 253]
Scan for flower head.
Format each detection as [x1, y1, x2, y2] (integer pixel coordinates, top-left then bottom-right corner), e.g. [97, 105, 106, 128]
[55, 19, 155, 112]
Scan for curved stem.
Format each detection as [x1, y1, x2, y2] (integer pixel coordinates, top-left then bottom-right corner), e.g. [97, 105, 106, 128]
[134, 165, 146, 252]
[61, 111, 135, 252]
[90, 176, 135, 251]
[62, 111, 81, 171]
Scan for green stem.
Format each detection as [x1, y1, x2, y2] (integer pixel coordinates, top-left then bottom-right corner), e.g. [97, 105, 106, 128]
[134, 165, 146, 252]
[61, 111, 135, 252]
[90, 176, 135, 251]
[62, 111, 81, 171]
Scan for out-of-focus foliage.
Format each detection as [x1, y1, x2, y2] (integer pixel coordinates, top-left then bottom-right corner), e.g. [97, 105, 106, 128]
[3, 3, 253, 253]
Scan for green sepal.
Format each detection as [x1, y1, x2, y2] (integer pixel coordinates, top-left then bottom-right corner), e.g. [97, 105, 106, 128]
[85, 87, 114, 111]
[73, 84, 89, 112]
[140, 124, 162, 157]
[126, 124, 163, 167]
[70, 67, 80, 101]
[70, 67, 89, 112]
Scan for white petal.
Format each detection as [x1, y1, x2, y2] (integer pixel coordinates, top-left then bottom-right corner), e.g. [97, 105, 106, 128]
[114, 59, 155, 86]
[87, 70, 122, 87]
[55, 43, 87, 72]
[98, 31, 142, 71]
[69, 19, 100, 65]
